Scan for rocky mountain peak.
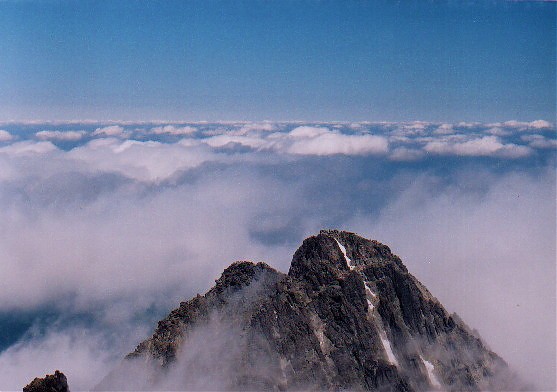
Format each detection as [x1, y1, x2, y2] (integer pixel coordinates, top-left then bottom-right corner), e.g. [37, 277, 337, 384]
[289, 230, 406, 290]
[212, 261, 277, 295]
[92, 230, 528, 391]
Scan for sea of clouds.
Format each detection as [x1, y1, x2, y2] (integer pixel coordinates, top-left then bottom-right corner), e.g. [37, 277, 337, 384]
[0, 120, 555, 390]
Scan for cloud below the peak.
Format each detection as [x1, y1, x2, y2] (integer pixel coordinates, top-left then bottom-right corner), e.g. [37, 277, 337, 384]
[284, 127, 389, 156]
[0, 120, 554, 390]
[92, 125, 129, 138]
[423, 135, 532, 158]
[150, 125, 197, 135]
[36, 130, 87, 141]
[0, 119, 552, 163]
[0, 130, 14, 142]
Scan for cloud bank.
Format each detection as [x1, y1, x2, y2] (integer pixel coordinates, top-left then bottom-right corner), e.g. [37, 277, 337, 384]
[0, 120, 554, 390]
[0, 130, 13, 142]
[35, 130, 87, 141]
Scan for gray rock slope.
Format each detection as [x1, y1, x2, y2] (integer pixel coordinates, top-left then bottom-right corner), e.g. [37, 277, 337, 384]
[96, 230, 526, 391]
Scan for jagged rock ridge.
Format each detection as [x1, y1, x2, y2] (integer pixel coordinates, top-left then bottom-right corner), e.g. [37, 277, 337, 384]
[23, 370, 69, 392]
[96, 230, 526, 391]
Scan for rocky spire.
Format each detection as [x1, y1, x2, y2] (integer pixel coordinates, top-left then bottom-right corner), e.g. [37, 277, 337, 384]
[23, 371, 69, 392]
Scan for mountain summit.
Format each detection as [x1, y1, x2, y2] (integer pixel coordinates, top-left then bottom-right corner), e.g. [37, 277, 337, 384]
[96, 230, 525, 391]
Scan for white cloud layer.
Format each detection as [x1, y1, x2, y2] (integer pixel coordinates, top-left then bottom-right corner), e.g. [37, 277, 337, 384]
[0, 120, 554, 390]
[92, 125, 128, 138]
[284, 127, 389, 156]
[0, 130, 13, 142]
[150, 125, 197, 135]
[198, 126, 390, 156]
[424, 135, 532, 158]
[0, 120, 554, 160]
[0, 140, 57, 156]
[66, 138, 216, 182]
[521, 134, 557, 149]
[35, 130, 87, 141]
[493, 119, 554, 131]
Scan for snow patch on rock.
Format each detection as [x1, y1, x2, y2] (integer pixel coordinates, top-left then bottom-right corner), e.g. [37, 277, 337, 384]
[335, 239, 354, 269]
[421, 355, 442, 388]
[364, 282, 377, 310]
[380, 333, 398, 366]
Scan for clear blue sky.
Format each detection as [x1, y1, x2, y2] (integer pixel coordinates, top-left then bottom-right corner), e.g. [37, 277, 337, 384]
[0, 0, 555, 121]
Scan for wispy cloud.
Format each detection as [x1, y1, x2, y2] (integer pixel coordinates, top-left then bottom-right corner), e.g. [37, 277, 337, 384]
[284, 126, 389, 156]
[0, 130, 13, 142]
[92, 125, 129, 138]
[150, 125, 197, 136]
[491, 119, 555, 131]
[521, 134, 557, 149]
[35, 130, 87, 141]
[0, 140, 57, 156]
[423, 135, 532, 158]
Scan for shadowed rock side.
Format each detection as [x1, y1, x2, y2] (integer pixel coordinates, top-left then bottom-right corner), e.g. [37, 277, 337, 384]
[23, 370, 69, 392]
[96, 230, 528, 391]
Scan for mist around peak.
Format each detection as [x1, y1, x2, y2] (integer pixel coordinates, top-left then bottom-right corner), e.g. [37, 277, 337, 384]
[0, 121, 553, 390]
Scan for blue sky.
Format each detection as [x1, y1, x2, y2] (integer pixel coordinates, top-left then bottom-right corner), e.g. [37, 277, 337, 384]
[0, 1, 555, 121]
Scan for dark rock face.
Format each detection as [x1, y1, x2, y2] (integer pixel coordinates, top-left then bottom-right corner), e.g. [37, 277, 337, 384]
[23, 370, 69, 392]
[97, 230, 526, 391]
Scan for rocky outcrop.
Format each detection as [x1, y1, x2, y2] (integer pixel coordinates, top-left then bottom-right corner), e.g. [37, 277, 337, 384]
[23, 370, 69, 392]
[97, 230, 527, 391]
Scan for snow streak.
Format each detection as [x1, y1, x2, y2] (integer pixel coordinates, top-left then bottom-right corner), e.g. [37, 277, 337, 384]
[335, 239, 355, 269]
[421, 355, 442, 388]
